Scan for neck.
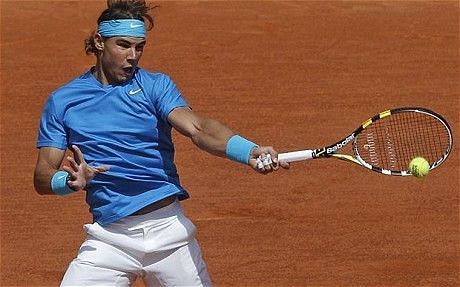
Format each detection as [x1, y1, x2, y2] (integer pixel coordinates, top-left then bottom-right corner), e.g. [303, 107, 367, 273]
[92, 62, 110, 86]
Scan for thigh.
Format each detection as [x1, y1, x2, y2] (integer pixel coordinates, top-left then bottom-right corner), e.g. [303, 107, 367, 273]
[142, 238, 212, 287]
[61, 237, 140, 287]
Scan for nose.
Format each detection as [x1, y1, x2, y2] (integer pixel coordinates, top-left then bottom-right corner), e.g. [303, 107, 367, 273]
[127, 47, 137, 60]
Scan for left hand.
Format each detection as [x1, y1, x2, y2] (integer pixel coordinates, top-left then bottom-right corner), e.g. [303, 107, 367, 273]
[62, 145, 110, 191]
[249, 146, 290, 174]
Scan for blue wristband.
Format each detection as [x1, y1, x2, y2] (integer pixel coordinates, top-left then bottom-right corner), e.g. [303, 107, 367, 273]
[226, 135, 258, 165]
[51, 171, 75, 196]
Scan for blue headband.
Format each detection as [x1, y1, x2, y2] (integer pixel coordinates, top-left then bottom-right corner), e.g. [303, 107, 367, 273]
[98, 19, 146, 38]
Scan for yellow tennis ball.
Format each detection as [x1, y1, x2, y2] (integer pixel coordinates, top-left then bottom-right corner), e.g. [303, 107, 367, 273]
[409, 157, 430, 178]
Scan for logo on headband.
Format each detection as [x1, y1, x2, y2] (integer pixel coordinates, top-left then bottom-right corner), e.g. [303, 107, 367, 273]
[129, 23, 144, 28]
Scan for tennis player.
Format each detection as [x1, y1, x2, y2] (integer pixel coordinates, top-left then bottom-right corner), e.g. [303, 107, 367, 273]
[33, 1, 289, 286]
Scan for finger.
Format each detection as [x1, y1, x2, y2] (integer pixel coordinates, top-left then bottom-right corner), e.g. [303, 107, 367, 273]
[66, 180, 79, 191]
[256, 158, 264, 171]
[264, 154, 272, 164]
[262, 156, 272, 171]
[67, 156, 79, 171]
[265, 154, 280, 170]
[94, 165, 110, 173]
[256, 157, 272, 174]
[279, 161, 290, 169]
[270, 152, 278, 166]
[61, 166, 76, 180]
[71, 145, 85, 165]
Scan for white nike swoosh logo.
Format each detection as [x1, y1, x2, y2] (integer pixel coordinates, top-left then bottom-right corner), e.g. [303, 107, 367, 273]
[130, 23, 144, 28]
[129, 88, 142, 95]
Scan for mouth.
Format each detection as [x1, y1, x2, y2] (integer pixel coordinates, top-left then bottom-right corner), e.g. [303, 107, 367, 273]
[122, 66, 134, 74]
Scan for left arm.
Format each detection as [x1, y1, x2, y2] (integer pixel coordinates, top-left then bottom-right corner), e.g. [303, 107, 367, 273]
[167, 107, 289, 172]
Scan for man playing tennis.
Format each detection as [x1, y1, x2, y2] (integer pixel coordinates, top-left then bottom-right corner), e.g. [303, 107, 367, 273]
[33, 0, 289, 286]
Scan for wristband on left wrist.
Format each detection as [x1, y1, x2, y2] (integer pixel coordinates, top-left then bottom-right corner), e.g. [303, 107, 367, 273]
[51, 171, 76, 196]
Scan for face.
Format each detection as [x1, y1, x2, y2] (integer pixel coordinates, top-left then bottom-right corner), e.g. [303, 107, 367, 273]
[96, 36, 146, 85]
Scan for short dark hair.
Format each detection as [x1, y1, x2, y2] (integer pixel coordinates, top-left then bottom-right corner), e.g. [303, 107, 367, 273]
[85, 0, 156, 55]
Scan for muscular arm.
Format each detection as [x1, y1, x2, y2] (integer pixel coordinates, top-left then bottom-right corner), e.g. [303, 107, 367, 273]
[33, 147, 66, 195]
[168, 107, 234, 158]
[167, 107, 289, 172]
[34, 146, 109, 195]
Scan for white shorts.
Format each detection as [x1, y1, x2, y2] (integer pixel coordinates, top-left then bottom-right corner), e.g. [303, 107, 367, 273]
[60, 200, 212, 287]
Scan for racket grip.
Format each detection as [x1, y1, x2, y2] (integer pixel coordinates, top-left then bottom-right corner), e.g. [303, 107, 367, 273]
[278, 150, 313, 162]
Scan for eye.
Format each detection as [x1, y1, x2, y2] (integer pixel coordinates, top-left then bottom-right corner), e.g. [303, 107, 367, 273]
[118, 42, 131, 49]
[136, 45, 145, 52]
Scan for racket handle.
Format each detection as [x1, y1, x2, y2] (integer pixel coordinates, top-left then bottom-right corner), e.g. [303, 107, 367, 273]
[278, 150, 313, 162]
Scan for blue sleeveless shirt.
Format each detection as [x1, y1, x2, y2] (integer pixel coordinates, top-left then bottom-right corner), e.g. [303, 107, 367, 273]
[37, 68, 189, 225]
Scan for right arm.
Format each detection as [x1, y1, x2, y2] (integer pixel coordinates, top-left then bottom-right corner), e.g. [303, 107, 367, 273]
[168, 107, 290, 172]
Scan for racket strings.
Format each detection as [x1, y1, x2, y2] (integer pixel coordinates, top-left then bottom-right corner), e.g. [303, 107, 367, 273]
[356, 111, 451, 171]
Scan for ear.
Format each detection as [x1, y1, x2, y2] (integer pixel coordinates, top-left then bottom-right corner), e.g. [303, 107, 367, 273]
[94, 33, 104, 51]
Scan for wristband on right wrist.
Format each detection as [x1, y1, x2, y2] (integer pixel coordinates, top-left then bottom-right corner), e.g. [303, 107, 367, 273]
[51, 171, 75, 196]
[225, 135, 258, 165]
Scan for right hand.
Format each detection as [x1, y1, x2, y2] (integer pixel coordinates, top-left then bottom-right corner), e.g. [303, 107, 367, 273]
[62, 145, 110, 191]
[249, 146, 290, 174]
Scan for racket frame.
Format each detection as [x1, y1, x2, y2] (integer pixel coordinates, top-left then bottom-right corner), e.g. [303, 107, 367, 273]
[277, 107, 453, 176]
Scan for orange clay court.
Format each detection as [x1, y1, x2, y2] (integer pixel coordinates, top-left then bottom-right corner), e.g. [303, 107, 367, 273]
[1, 1, 459, 286]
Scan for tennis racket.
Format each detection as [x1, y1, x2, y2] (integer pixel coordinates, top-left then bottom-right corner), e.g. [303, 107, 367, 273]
[277, 107, 453, 176]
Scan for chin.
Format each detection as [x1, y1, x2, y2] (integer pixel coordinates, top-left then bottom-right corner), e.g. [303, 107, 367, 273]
[117, 75, 133, 84]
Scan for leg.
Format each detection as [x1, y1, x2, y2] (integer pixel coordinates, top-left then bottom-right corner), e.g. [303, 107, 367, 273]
[142, 238, 212, 287]
[61, 237, 140, 287]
